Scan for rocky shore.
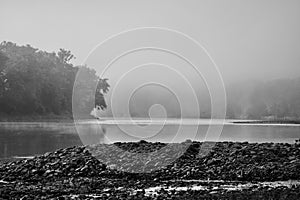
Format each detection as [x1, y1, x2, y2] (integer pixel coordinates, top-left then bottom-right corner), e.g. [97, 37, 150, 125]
[1, 141, 300, 199]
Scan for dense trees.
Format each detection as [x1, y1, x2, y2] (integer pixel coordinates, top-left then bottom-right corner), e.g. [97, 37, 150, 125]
[226, 78, 300, 119]
[0, 42, 109, 118]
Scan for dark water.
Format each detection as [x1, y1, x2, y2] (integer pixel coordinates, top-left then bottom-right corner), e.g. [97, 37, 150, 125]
[1, 120, 300, 159]
[0, 122, 81, 159]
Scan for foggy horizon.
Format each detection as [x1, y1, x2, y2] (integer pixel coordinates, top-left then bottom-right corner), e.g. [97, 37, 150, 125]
[1, 0, 300, 85]
[1, 0, 300, 120]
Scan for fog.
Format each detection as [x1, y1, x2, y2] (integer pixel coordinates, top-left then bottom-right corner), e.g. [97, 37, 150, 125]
[1, 0, 300, 119]
[2, 0, 300, 81]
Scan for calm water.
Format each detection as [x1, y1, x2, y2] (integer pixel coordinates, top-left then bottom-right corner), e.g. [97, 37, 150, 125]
[0, 119, 300, 159]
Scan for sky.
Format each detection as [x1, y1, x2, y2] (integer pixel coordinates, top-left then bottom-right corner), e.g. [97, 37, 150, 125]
[1, 0, 300, 85]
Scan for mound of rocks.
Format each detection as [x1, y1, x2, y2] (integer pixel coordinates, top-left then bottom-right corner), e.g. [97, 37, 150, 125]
[176, 142, 300, 181]
[1, 141, 300, 182]
[0, 146, 106, 181]
[1, 141, 300, 199]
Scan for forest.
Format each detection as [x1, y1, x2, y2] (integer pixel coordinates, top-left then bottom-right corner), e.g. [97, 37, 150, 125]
[0, 41, 299, 120]
[226, 78, 300, 119]
[0, 41, 109, 120]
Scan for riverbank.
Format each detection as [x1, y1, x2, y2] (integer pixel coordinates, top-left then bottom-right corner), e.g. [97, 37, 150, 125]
[1, 141, 300, 199]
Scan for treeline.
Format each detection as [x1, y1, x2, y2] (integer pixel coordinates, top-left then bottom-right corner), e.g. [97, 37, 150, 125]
[98, 77, 300, 120]
[0, 42, 109, 118]
[226, 78, 300, 119]
[1, 41, 299, 120]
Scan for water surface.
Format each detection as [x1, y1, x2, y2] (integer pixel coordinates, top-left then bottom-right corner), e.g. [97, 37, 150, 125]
[1, 119, 300, 159]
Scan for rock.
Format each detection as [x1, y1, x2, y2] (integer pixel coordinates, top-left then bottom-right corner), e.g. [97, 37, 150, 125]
[1, 141, 300, 199]
[288, 156, 296, 160]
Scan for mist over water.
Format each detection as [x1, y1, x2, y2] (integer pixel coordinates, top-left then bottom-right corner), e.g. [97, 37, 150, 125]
[99, 77, 300, 120]
[2, 1, 300, 121]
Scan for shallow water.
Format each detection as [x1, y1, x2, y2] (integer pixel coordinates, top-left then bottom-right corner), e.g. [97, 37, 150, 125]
[134, 180, 300, 196]
[0, 119, 300, 159]
[65, 180, 300, 198]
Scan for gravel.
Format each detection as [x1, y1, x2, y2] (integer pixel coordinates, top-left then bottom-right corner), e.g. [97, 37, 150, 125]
[1, 140, 300, 199]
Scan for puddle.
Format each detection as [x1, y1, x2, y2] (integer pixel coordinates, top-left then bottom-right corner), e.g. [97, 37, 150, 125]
[132, 180, 300, 196]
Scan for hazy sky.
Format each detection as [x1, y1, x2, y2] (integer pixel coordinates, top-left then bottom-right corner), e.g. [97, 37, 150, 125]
[1, 0, 300, 84]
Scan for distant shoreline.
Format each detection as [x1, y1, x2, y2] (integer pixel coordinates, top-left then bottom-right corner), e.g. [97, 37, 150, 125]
[232, 119, 300, 124]
[1, 116, 300, 125]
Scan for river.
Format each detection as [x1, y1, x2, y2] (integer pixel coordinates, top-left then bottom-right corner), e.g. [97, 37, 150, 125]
[0, 119, 300, 159]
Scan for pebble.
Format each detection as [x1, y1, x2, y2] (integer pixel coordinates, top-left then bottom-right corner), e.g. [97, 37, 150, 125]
[0, 141, 300, 199]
